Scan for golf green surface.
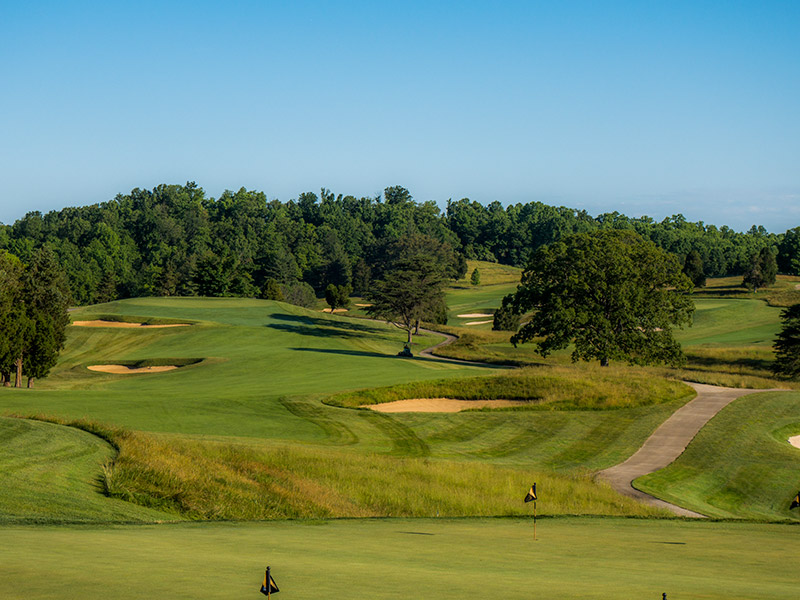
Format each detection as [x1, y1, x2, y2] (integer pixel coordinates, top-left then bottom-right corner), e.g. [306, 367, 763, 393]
[3, 518, 797, 600]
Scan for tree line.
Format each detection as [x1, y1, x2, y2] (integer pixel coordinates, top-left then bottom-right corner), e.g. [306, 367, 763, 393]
[0, 182, 796, 308]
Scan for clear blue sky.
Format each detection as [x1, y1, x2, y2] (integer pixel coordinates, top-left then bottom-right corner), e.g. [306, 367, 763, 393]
[1, 1, 798, 232]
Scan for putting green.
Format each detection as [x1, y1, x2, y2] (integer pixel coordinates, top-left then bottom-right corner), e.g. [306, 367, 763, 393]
[1, 518, 797, 599]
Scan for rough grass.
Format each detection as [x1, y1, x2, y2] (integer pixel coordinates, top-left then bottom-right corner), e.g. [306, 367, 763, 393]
[636, 391, 800, 521]
[22, 416, 668, 521]
[327, 365, 693, 411]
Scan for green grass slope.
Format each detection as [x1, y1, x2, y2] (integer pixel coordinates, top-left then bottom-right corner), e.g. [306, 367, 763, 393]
[0, 417, 173, 523]
[2, 518, 798, 600]
[636, 391, 800, 521]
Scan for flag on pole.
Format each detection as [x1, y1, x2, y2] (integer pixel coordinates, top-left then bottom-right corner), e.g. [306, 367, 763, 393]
[791, 491, 800, 510]
[260, 567, 279, 596]
[524, 483, 537, 503]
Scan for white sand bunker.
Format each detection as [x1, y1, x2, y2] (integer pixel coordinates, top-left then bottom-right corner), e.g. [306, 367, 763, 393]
[88, 364, 178, 374]
[457, 313, 493, 318]
[73, 320, 189, 328]
[789, 435, 800, 449]
[321, 308, 348, 313]
[465, 320, 493, 326]
[367, 398, 530, 413]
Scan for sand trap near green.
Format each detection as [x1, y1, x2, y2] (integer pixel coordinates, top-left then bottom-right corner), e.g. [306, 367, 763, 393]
[72, 320, 189, 328]
[789, 435, 800, 449]
[2, 518, 796, 600]
[87, 364, 178, 374]
[367, 397, 530, 412]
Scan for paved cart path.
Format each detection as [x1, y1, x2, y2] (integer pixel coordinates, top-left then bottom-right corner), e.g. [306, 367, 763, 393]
[597, 382, 779, 518]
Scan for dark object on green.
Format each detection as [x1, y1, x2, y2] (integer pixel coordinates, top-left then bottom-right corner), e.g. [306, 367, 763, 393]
[790, 491, 800, 509]
[397, 344, 413, 357]
[524, 483, 537, 503]
[260, 566, 279, 596]
[773, 304, 800, 379]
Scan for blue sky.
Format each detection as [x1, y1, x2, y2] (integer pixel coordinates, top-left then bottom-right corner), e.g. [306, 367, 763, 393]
[1, 1, 798, 232]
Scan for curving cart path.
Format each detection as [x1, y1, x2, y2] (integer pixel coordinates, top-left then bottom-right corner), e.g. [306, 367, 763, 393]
[597, 382, 779, 518]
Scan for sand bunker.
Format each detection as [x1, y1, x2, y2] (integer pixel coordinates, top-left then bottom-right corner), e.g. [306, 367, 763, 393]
[88, 364, 178, 374]
[355, 303, 372, 307]
[457, 313, 493, 318]
[789, 435, 800, 449]
[367, 398, 530, 413]
[72, 320, 189, 328]
[465, 320, 493, 326]
[321, 308, 348, 313]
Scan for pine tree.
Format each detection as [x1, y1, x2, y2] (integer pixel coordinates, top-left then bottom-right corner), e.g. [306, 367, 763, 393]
[773, 304, 800, 379]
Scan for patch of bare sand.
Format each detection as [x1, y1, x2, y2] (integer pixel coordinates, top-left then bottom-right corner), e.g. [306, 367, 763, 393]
[72, 320, 189, 328]
[355, 303, 372, 307]
[88, 364, 178, 374]
[789, 435, 800, 449]
[457, 313, 493, 318]
[465, 320, 493, 326]
[321, 308, 348, 313]
[367, 398, 530, 413]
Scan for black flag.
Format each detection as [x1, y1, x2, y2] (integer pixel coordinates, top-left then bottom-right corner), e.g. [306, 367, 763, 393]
[524, 483, 537, 503]
[260, 567, 279, 596]
[791, 491, 800, 510]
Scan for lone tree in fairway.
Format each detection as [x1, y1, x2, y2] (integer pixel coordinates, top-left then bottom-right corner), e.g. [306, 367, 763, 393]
[510, 229, 694, 366]
[742, 246, 777, 292]
[366, 234, 454, 350]
[773, 304, 800, 379]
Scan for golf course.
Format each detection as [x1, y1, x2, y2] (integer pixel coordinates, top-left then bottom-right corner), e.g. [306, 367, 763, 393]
[1, 265, 799, 599]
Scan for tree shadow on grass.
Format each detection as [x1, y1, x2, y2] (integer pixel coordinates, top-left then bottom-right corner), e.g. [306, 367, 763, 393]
[289, 346, 462, 367]
[270, 312, 386, 334]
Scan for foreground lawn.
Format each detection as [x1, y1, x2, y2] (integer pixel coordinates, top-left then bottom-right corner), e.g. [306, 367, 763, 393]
[2, 518, 798, 600]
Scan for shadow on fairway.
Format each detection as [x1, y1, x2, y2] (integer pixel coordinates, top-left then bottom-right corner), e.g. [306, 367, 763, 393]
[289, 346, 459, 366]
[269, 313, 386, 334]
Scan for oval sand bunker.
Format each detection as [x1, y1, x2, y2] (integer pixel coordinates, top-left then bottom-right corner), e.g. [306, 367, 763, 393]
[367, 398, 530, 413]
[72, 320, 189, 328]
[789, 435, 800, 449]
[88, 365, 178, 374]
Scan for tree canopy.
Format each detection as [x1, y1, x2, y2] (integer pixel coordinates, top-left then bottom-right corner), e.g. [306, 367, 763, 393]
[0, 182, 788, 309]
[510, 230, 694, 366]
[365, 234, 456, 348]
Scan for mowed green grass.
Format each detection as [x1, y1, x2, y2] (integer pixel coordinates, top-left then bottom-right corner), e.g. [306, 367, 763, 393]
[1, 297, 490, 438]
[636, 391, 800, 520]
[2, 518, 798, 600]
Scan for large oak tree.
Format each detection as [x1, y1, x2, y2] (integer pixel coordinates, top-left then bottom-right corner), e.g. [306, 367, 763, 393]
[510, 229, 694, 366]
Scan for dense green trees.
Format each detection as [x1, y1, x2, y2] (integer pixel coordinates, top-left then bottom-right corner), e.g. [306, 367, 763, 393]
[773, 304, 800, 379]
[0, 248, 70, 387]
[0, 182, 790, 311]
[510, 230, 694, 366]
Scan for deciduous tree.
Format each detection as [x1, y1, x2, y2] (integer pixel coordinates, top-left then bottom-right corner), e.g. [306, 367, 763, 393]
[510, 230, 694, 366]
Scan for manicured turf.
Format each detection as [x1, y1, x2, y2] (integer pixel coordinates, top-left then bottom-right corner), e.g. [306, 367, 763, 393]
[1, 297, 490, 437]
[2, 517, 798, 600]
[636, 391, 800, 521]
[674, 298, 782, 347]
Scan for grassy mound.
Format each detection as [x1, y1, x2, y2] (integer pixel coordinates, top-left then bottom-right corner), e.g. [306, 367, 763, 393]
[327, 366, 693, 411]
[0, 417, 173, 524]
[23, 416, 667, 521]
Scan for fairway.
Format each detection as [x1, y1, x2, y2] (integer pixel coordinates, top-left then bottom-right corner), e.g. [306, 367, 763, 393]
[2, 518, 797, 600]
